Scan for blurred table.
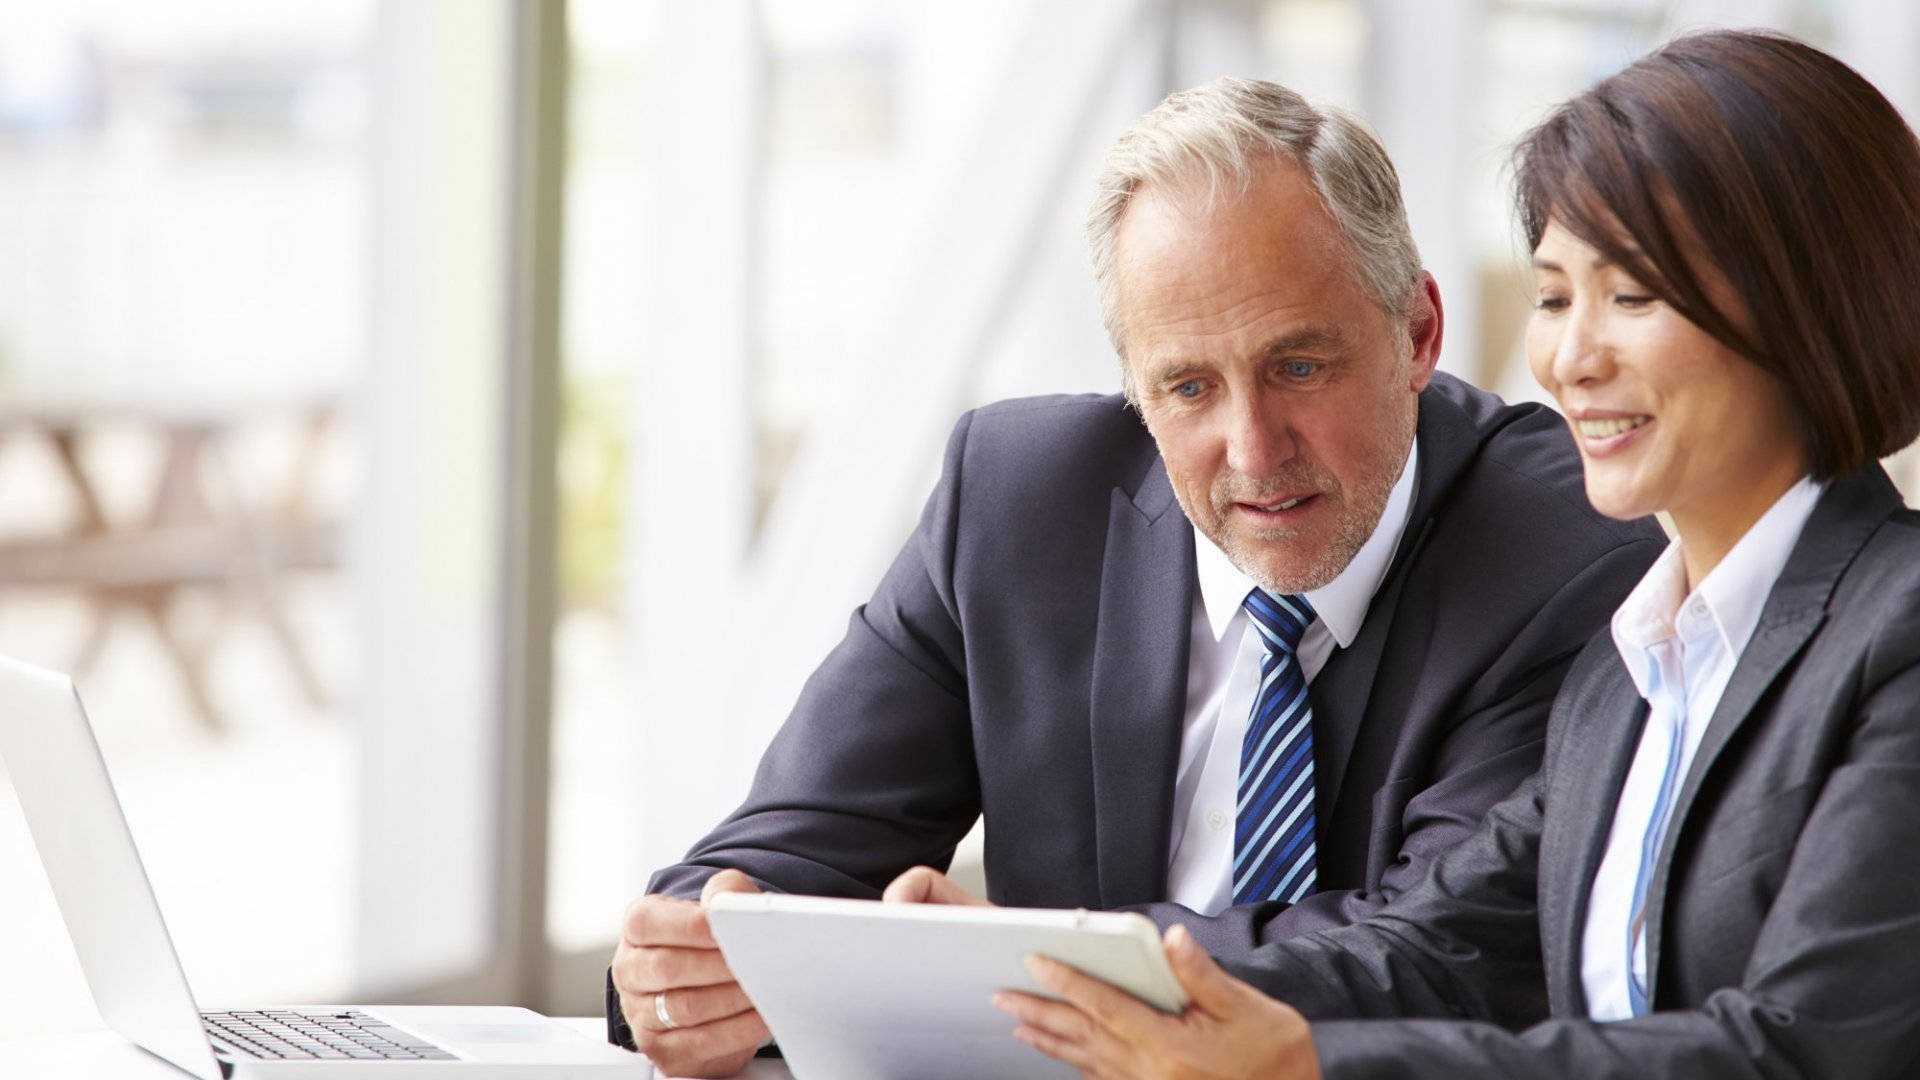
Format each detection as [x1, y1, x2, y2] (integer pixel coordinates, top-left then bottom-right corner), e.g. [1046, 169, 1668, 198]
[0, 396, 340, 731]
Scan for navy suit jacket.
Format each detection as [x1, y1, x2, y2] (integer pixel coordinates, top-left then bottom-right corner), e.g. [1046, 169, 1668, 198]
[1232, 465, 1920, 1078]
[640, 375, 1658, 940]
[610, 376, 1661, 1049]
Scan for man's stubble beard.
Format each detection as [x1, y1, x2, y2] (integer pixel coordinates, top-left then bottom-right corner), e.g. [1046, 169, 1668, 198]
[1192, 404, 1416, 597]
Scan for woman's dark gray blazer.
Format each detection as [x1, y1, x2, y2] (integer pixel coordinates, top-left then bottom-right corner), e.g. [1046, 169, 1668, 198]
[1235, 464, 1920, 1079]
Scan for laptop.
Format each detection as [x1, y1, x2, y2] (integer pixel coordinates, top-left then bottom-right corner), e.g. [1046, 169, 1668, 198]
[0, 654, 648, 1078]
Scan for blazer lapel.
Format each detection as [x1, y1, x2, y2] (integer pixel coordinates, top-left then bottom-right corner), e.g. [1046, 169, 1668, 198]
[1540, 664, 1647, 1015]
[1088, 459, 1196, 909]
[1639, 466, 1899, 1005]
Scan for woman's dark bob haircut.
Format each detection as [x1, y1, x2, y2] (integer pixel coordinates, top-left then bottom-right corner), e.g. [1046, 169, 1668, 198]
[1514, 29, 1920, 479]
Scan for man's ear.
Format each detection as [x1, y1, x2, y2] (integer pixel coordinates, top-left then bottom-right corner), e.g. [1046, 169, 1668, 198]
[1406, 271, 1444, 392]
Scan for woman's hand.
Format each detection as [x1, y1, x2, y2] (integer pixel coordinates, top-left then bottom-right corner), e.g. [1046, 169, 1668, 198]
[992, 924, 1321, 1080]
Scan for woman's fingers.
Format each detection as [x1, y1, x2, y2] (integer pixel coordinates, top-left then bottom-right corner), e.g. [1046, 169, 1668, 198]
[1025, 954, 1173, 1043]
[1163, 923, 1242, 1014]
[1014, 1023, 1105, 1076]
[996, 990, 1123, 1078]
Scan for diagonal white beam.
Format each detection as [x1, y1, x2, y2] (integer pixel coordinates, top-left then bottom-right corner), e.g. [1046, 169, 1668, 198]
[733, 0, 1156, 744]
[628, 0, 763, 882]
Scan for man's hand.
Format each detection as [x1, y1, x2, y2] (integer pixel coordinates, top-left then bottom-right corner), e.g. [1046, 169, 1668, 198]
[882, 865, 995, 907]
[611, 870, 770, 1078]
[991, 923, 1322, 1079]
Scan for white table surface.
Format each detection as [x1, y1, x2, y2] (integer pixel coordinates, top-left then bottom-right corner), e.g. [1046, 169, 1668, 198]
[0, 1016, 796, 1079]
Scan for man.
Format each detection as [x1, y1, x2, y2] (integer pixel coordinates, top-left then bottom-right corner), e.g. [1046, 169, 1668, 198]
[609, 77, 1663, 1077]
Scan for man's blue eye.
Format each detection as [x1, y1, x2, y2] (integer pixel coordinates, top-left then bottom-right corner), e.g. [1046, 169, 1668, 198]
[1284, 362, 1318, 379]
[1173, 381, 1203, 398]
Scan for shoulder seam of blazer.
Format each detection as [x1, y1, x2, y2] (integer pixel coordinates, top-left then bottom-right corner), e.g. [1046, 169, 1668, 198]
[1482, 453, 1663, 547]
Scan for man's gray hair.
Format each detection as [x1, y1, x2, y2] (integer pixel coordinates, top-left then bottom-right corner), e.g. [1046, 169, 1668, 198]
[1087, 77, 1423, 378]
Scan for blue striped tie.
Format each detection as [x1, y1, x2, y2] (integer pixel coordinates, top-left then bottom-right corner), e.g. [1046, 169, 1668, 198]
[1233, 589, 1319, 905]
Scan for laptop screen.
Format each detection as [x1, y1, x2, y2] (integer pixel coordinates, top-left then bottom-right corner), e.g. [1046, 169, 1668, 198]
[0, 655, 226, 1080]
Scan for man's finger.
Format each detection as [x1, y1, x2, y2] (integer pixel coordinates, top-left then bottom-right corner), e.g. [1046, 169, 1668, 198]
[614, 943, 738, 994]
[882, 865, 991, 906]
[623, 894, 715, 948]
[637, 1007, 772, 1078]
[881, 866, 944, 904]
[640, 982, 757, 1032]
[700, 869, 761, 904]
[880, 866, 936, 904]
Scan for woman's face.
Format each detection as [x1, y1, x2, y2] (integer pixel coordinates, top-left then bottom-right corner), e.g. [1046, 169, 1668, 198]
[1526, 219, 1808, 536]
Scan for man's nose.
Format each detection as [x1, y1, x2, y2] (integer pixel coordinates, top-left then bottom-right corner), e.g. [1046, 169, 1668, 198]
[1224, 400, 1294, 478]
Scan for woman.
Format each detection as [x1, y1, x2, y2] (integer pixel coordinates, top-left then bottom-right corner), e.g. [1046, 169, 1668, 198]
[993, 29, 1920, 1078]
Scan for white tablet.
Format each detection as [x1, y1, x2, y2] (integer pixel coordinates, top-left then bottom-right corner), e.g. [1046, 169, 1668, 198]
[706, 893, 1187, 1080]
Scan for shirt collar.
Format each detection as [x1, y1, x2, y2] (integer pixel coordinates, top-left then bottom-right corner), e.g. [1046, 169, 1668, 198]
[1610, 475, 1824, 694]
[1194, 440, 1420, 646]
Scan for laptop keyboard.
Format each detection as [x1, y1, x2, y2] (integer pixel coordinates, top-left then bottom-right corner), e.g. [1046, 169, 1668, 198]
[202, 1008, 458, 1061]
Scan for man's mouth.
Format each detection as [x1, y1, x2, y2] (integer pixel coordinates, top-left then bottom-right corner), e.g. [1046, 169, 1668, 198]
[1234, 493, 1318, 517]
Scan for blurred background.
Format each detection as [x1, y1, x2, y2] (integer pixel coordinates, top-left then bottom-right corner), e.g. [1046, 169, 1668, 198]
[2, 0, 1917, 1035]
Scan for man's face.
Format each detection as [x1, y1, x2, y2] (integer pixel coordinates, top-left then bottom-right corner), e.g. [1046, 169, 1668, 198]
[1114, 162, 1441, 595]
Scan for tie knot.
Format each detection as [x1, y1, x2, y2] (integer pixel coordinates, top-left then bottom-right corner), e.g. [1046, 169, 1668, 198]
[1243, 589, 1314, 655]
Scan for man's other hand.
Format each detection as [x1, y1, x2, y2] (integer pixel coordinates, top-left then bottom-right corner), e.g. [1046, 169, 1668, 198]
[611, 870, 769, 1078]
[882, 866, 994, 907]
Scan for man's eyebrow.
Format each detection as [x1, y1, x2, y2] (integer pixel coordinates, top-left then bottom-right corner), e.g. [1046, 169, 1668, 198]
[1140, 359, 1211, 386]
[1259, 328, 1345, 356]
[1138, 329, 1347, 385]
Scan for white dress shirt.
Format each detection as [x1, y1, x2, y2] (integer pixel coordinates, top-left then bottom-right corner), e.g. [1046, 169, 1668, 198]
[1580, 476, 1823, 1020]
[1164, 443, 1419, 915]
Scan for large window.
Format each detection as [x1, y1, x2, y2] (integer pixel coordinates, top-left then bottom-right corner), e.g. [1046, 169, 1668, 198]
[0, 0, 515, 1031]
[7, 0, 1917, 1040]
[0, 0, 372, 1034]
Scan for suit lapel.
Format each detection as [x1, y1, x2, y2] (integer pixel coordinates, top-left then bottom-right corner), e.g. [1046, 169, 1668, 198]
[1086, 381, 1483, 905]
[1638, 466, 1899, 1005]
[1089, 459, 1195, 908]
[1308, 519, 1423, 818]
[1312, 385, 1479, 813]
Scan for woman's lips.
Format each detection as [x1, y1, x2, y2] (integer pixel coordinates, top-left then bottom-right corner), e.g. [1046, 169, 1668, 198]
[1573, 414, 1653, 457]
